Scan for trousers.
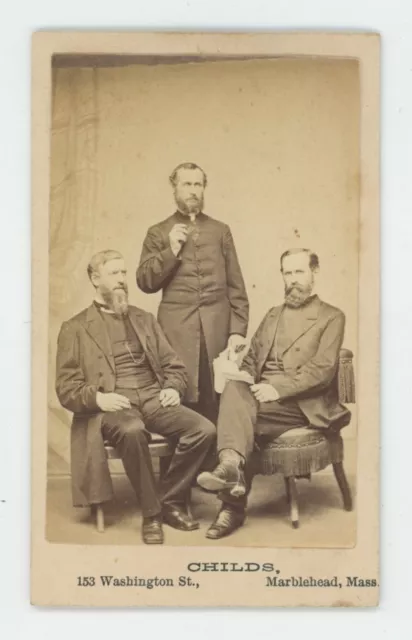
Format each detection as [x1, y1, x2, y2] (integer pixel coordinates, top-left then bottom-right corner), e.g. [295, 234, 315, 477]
[216, 380, 308, 509]
[186, 326, 218, 424]
[101, 384, 216, 517]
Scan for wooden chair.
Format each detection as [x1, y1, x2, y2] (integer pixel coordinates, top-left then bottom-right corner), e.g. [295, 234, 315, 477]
[92, 433, 173, 533]
[252, 348, 355, 529]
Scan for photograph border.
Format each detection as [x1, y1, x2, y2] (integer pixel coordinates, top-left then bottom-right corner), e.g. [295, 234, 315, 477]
[31, 31, 380, 607]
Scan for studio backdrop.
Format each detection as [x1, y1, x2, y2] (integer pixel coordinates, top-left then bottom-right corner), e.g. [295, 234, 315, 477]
[48, 57, 360, 474]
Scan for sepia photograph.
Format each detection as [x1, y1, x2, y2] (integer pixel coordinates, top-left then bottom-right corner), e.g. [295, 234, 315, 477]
[31, 32, 379, 607]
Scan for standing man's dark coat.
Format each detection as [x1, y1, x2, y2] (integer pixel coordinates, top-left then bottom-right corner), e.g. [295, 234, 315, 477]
[137, 210, 249, 404]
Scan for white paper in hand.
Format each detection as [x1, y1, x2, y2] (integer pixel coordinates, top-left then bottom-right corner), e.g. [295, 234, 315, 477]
[213, 349, 254, 393]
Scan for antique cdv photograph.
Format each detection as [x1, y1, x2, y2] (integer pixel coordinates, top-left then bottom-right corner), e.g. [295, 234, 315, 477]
[31, 31, 380, 607]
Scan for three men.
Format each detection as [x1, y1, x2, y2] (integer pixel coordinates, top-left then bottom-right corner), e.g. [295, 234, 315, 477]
[136, 162, 249, 423]
[55, 161, 352, 543]
[55, 250, 215, 545]
[197, 249, 351, 539]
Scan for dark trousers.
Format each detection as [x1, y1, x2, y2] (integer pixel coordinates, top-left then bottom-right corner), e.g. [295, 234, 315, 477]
[186, 327, 219, 425]
[101, 385, 216, 517]
[184, 328, 220, 472]
[216, 380, 308, 509]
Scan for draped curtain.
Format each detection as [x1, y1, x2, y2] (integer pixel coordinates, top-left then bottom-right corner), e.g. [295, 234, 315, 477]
[45, 59, 359, 473]
[48, 67, 99, 472]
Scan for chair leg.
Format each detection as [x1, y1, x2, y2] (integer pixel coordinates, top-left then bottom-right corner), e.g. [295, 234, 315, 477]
[92, 504, 105, 533]
[285, 476, 299, 528]
[333, 462, 353, 511]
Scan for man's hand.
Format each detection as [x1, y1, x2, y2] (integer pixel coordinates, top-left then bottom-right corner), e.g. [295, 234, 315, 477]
[251, 383, 279, 403]
[227, 334, 247, 359]
[159, 388, 181, 408]
[169, 224, 189, 256]
[96, 392, 131, 412]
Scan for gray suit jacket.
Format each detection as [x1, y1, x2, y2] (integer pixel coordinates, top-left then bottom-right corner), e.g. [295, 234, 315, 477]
[241, 295, 351, 430]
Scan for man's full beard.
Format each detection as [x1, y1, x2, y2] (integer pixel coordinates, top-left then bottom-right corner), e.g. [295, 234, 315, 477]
[175, 193, 204, 215]
[101, 285, 129, 316]
[284, 283, 313, 308]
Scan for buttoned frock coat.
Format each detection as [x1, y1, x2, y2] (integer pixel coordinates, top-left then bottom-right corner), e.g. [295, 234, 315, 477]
[136, 211, 249, 403]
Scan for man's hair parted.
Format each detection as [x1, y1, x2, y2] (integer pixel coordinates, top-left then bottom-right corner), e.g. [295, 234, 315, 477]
[280, 248, 320, 272]
[87, 249, 124, 281]
[169, 162, 208, 187]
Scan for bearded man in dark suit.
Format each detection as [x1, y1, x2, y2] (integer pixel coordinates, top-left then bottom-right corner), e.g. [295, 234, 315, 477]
[55, 250, 215, 545]
[197, 248, 351, 539]
[136, 162, 249, 424]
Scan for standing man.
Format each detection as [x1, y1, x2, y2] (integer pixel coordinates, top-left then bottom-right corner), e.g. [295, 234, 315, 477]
[55, 250, 215, 545]
[197, 249, 352, 539]
[136, 162, 249, 423]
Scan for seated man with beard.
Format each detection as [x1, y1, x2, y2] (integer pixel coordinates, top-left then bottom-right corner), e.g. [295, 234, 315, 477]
[55, 250, 215, 545]
[197, 248, 351, 540]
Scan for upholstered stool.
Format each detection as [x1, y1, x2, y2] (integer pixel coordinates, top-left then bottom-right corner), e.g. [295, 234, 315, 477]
[255, 428, 351, 528]
[93, 433, 174, 533]
[253, 347, 355, 529]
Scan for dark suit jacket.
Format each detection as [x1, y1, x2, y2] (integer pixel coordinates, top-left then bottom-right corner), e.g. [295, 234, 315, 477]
[241, 295, 351, 431]
[136, 211, 249, 402]
[55, 303, 187, 506]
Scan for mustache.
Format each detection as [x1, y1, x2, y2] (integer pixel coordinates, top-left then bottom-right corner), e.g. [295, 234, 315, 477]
[285, 284, 305, 294]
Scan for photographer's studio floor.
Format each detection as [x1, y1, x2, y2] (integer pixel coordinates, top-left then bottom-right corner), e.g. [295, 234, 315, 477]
[46, 438, 356, 548]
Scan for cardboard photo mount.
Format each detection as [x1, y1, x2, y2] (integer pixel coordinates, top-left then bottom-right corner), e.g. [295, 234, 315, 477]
[32, 31, 380, 607]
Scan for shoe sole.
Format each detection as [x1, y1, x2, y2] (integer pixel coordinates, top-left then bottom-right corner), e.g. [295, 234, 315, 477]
[143, 538, 164, 544]
[197, 472, 246, 497]
[163, 521, 200, 532]
[206, 520, 245, 540]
